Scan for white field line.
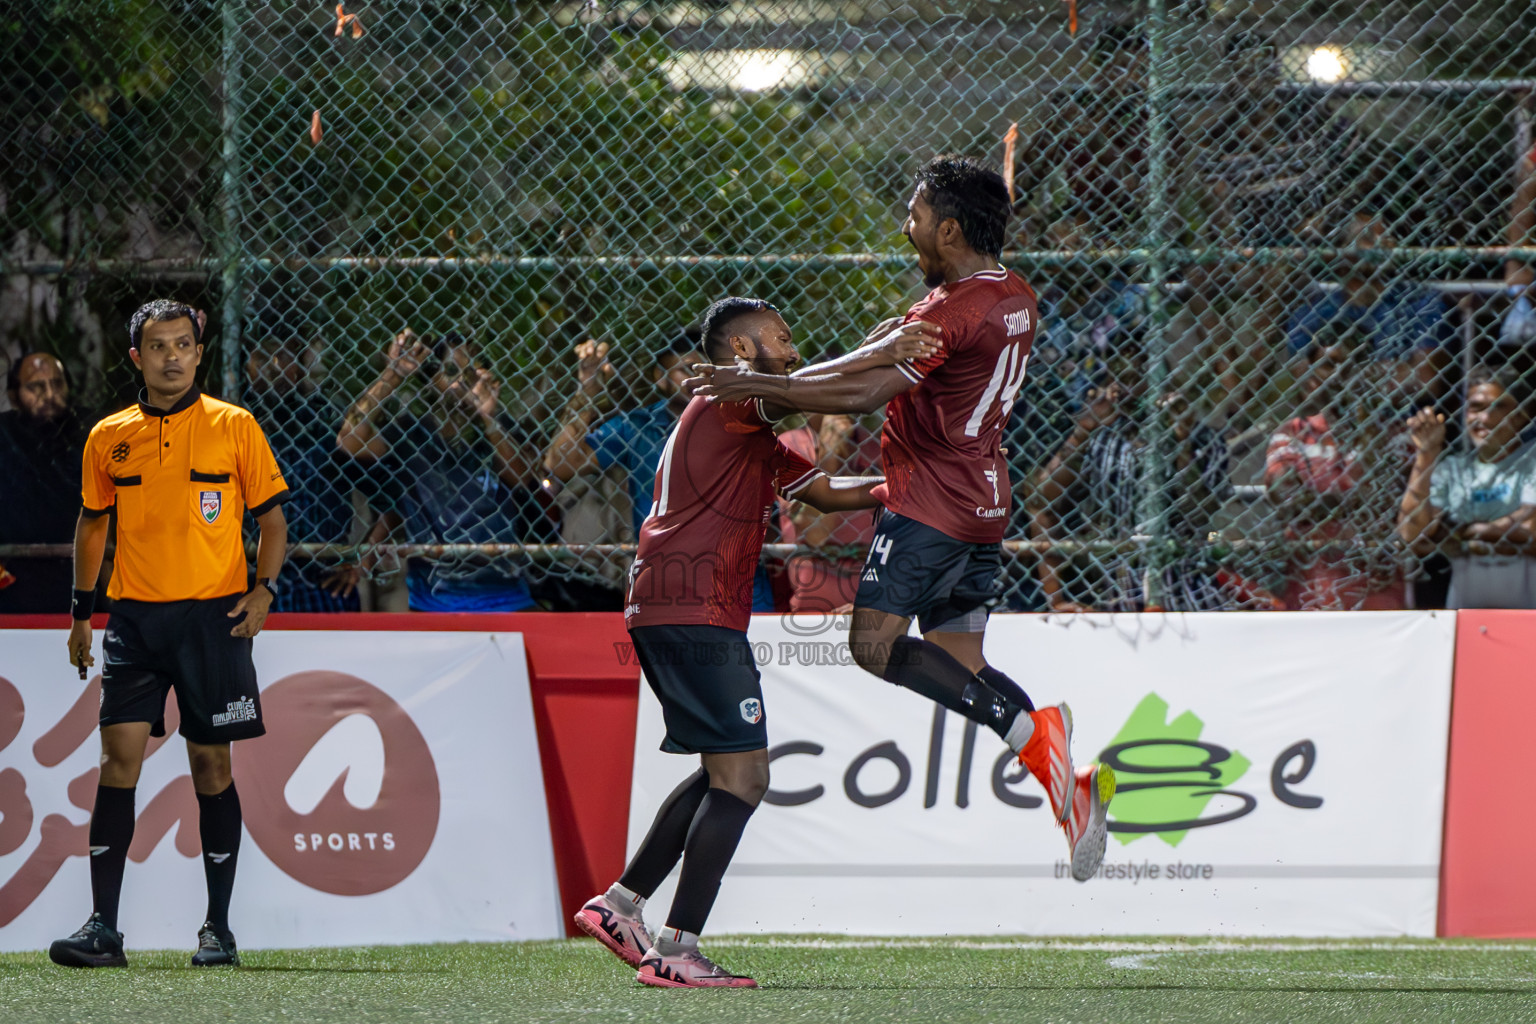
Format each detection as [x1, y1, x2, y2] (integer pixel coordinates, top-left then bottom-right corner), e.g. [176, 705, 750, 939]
[1108, 950, 1536, 985]
[699, 938, 1534, 953]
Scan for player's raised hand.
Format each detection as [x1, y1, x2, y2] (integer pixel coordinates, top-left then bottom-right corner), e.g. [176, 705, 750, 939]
[386, 328, 431, 379]
[1407, 406, 1446, 455]
[227, 585, 274, 638]
[67, 620, 94, 679]
[860, 316, 905, 348]
[867, 320, 941, 365]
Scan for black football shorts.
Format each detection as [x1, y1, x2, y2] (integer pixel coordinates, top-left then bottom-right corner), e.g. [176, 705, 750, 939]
[99, 594, 265, 744]
[853, 509, 1003, 633]
[629, 624, 767, 755]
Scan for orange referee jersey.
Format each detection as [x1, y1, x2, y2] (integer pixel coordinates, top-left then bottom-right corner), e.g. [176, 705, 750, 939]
[81, 387, 289, 602]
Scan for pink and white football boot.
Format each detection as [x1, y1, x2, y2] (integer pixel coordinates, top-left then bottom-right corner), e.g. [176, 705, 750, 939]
[636, 944, 758, 988]
[573, 894, 654, 968]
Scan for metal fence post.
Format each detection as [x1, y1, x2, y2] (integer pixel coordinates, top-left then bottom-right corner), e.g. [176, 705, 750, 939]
[1136, 0, 1174, 606]
[219, 0, 244, 400]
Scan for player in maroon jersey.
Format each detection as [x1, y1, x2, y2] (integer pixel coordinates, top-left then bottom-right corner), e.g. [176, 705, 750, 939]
[574, 296, 937, 988]
[686, 156, 1115, 883]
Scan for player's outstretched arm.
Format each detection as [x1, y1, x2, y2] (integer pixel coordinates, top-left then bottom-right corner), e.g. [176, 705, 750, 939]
[687, 364, 916, 418]
[794, 474, 885, 513]
[793, 320, 941, 377]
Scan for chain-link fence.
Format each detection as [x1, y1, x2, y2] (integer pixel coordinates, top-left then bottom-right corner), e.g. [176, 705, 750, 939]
[4, 1, 1536, 614]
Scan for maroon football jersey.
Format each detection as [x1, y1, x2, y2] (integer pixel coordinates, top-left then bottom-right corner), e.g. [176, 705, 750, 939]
[626, 396, 821, 631]
[871, 267, 1038, 543]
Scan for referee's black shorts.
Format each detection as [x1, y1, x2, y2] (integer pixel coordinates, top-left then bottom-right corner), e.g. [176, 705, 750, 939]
[99, 594, 265, 744]
[854, 509, 1003, 633]
[630, 624, 767, 755]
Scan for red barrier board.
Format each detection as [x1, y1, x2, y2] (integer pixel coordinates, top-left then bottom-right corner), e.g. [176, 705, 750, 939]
[0, 612, 641, 938]
[1440, 610, 1536, 937]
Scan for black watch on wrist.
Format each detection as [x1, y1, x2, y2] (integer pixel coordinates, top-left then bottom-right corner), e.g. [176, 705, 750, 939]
[256, 577, 280, 598]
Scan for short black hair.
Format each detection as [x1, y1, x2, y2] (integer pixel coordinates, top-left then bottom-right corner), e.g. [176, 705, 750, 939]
[700, 297, 778, 362]
[128, 299, 202, 348]
[913, 155, 1011, 259]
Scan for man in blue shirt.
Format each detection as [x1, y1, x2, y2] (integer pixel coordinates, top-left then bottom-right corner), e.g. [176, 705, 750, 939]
[1284, 212, 1452, 408]
[339, 330, 539, 612]
[544, 331, 701, 538]
[246, 333, 379, 612]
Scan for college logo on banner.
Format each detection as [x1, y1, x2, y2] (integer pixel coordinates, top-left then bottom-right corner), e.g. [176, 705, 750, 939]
[200, 490, 221, 523]
[1102, 693, 1321, 844]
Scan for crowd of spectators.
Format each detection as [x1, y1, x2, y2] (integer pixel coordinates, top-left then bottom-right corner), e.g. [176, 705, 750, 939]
[6, 24, 1536, 616]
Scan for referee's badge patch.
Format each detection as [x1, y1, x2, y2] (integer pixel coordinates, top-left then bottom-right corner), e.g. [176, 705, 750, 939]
[739, 697, 763, 725]
[200, 490, 222, 524]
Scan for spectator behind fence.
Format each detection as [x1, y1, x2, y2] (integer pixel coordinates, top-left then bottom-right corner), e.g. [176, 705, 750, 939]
[246, 333, 380, 612]
[1499, 143, 1536, 347]
[1265, 329, 1409, 610]
[1284, 212, 1452, 409]
[543, 331, 702, 538]
[776, 412, 882, 613]
[0, 353, 88, 613]
[338, 329, 539, 612]
[1399, 369, 1536, 608]
[1029, 381, 1247, 611]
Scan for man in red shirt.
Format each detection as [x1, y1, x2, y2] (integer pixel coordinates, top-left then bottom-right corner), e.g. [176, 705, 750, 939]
[688, 156, 1115, 883]
[574, 296, 931, 988]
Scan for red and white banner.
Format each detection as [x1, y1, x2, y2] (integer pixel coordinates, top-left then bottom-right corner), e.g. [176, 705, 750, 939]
[0, 629, 561, 951]
[629, 611, 1457, 937]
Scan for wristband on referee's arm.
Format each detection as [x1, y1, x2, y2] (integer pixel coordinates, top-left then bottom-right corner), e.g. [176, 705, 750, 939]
[71, 588, 96, 622]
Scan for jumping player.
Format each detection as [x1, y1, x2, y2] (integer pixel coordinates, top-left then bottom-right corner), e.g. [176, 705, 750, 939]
[687, 156, 1115, 881]
[53, 300, 289, 967]
[573, 296, 934, 987]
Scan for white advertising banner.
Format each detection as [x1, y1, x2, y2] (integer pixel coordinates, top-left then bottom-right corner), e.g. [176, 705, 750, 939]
[629, 611, 1457, 937]
[0, 629, 561, 951]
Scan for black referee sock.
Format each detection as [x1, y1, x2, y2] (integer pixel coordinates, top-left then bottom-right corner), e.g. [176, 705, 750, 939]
[196, 783, 242, 935]
[88, 785, 136, 933]
[618, 768, 711, 899]
[664, 788, 757, 936]
[880, 636, 1027, 738]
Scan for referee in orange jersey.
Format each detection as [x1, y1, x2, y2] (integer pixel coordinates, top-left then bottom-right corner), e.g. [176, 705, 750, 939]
[51, 300, 290, 969]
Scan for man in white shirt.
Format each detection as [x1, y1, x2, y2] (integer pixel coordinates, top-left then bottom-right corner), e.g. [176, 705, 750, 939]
[1399, 369, 1536, 608]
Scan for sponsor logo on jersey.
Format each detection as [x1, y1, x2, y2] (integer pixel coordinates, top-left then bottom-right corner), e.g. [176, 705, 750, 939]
[739, 697, 764, 725]
[975, 506, 1007, 518]
[862, 567, 880, 582]
[1003, 309, 1032, 337]
[200, 490, 222, 523]
[110, 441, 130, 463]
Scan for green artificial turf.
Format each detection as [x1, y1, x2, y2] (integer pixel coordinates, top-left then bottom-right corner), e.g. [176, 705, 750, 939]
[1, 936, 1533, 1024]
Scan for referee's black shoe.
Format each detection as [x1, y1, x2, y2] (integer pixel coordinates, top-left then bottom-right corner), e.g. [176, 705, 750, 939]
[48, 913, 127, 968]
[191, 922, 240, 967]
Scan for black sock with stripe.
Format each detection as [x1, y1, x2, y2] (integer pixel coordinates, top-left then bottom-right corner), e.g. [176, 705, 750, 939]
[89, 785, 136, 932]
[196, 783, 242, 935]
[879, 636, 1026, 737]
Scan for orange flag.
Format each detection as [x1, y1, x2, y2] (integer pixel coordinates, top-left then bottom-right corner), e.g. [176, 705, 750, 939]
[1002, 122, 1019, 204]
